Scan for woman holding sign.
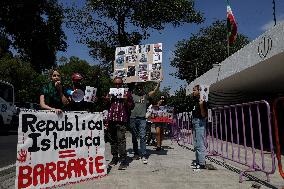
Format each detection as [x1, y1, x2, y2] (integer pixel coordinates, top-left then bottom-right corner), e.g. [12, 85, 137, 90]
[40, 68, 69, 114]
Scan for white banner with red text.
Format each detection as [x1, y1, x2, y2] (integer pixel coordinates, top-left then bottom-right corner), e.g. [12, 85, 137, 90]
[15, 110, 107, 189]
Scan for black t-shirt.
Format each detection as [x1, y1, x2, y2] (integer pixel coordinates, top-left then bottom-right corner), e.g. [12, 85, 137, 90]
[192, 97, 207, 119]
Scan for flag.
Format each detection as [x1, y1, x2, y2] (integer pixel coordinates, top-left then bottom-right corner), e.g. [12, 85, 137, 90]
[227, 3, 237, 45]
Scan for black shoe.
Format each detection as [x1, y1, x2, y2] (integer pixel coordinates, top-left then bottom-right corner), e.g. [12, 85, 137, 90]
[156, 146, 162, 151]
[118, 161, 128, 170]
[190, 161, 197, 168]
[193, 164, 206, 172]
[109, 157, 119, 166]
[132, 154, 140, 160]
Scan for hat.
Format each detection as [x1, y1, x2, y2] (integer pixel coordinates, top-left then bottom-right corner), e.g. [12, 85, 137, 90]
[72, 73, 83, 82]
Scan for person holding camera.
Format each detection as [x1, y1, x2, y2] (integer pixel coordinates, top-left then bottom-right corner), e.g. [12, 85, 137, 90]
[106, 77, 134, 170]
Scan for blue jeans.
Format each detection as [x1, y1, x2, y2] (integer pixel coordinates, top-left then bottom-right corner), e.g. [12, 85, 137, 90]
[130, 118, 147, 156]
[192, 118, 206, 165]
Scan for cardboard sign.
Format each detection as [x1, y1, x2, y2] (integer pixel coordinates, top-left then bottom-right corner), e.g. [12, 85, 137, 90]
[199, 85, 209, 102]
[15, 110, 107, 189]
[148, 105, 174, 123]
[84, 86, 97, 102]
[109, 88, 128, 98]
[114, 43, 163, 83]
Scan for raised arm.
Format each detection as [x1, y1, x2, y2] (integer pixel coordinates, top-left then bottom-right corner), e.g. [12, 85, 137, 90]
[148, 80, 161, 97]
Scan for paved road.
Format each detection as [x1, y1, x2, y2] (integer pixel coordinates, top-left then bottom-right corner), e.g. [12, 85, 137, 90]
[0, 130, 17, 168]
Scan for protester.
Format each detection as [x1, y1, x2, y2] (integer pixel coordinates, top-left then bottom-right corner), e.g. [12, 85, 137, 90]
[154, 95, 168, 151]
[145, 103, 156, 146]
[107, 77, 134, 170]
[39, 68, 69, 114]
[65, 73, 85, 111]
[191, 85, 208, 171]
[130, 80, 161, 164]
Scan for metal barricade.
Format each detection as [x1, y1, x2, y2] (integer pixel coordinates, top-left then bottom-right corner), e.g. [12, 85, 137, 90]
[208, 100, 275, 182]
[272, 97, 284, 179]
[172, 112, 193, 145]
[172, 100, 276, 183]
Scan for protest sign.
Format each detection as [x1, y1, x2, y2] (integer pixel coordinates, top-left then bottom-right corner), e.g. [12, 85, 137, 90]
[199, 85, 209, 102]
[114, 43, 163, 83]
[15, 110, 107, 189]
[149, 105, 174, 123]
[109, 88, 128, 98]
[84, 86, 97, 102]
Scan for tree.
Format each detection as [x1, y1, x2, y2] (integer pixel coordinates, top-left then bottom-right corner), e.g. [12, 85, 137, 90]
[0, 55, 47, 103]
[171, 20, 250, 83]
[167, 86, 193, 113]
[58, 56, 113, 111]
[0, 0, 67, 72]
[65, 0, 203, 69]
[0, 32, 11, 57]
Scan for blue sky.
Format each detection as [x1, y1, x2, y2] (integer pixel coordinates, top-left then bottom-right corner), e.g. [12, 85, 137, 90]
[57, 0, 284, 94]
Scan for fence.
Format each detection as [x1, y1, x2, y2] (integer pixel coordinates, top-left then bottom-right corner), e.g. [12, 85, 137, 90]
[172, 100, 276, 183]
[272, 97, 284, 179]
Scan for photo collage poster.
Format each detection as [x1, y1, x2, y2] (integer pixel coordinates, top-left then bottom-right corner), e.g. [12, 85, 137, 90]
[114, 43, 163, 83]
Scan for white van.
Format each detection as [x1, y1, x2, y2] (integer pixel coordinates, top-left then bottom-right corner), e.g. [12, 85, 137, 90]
[0, 80, 17, 131]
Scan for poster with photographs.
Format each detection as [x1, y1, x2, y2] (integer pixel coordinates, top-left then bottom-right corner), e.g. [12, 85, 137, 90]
[126, 54, 137, 64]
[150, 71, 161, 81]
[114, 69, 127, 78]
[127, 66, 136, 77]
[114, 43, 163, 83]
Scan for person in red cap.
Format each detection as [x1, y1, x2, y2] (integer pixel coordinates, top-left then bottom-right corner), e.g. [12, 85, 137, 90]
[71, 73, 84, 89]
[65, 73, 89, 111]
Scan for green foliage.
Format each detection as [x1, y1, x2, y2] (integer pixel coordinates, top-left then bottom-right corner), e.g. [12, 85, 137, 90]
[58, 56, 112, 97]
[0, 55, 47, 103]
[0, 32, 11, 56]
[168, 86, 193, 113]
[171, 20, 250, 83]
[0, 0, 67, 72]
[58, 56, 113, 111]
[65, 0, 204, 68]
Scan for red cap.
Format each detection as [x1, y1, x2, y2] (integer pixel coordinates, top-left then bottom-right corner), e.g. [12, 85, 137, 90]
[72, 73, 83, 82]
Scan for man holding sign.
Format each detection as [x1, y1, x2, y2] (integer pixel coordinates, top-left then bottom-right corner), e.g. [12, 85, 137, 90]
[130, 79, 161, 164]
[106, 77, 134, 170]
[191, 85, 208, 171]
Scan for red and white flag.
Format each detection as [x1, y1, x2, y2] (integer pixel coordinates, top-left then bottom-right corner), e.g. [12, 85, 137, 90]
[227, 3, 237, 45]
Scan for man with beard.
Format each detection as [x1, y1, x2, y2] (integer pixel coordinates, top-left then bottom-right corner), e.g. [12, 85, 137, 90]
[130, 80, 161, 164]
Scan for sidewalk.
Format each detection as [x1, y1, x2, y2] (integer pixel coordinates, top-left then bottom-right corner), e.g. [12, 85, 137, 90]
[0, 132, 283, 189]
[63, 133, 283, 189]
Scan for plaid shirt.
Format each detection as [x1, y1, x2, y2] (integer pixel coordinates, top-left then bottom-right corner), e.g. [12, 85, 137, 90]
[107, 91, 134, 123]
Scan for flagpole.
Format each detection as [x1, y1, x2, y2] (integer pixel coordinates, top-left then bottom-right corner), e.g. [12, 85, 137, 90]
[227, 34, 230, 57]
